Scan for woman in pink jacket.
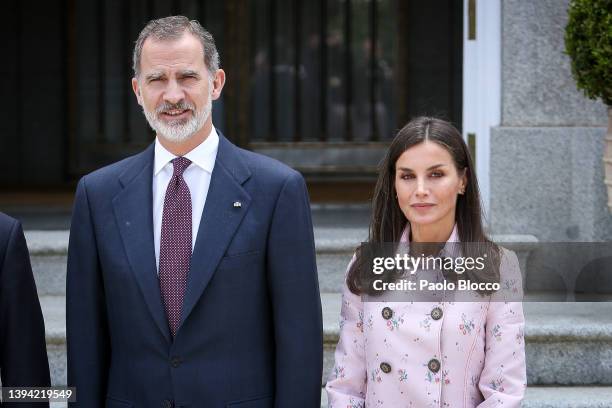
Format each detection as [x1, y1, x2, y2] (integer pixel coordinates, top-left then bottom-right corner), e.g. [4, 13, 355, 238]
[326, 117, 526, 407]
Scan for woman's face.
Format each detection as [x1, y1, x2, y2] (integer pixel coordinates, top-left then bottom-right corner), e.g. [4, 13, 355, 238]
[394, 141, 467, 230]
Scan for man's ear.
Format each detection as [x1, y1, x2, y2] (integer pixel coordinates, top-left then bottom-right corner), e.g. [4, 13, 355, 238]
[211, 69, 226, 101]
[131, 77, 142, 106]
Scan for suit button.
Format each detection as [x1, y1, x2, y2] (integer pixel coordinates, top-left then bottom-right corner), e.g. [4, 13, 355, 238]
[162, 400, 173, 408]
[380, 362, 392, 374]
[381, 307, 393, 320]
[170, 356, 182, 368]
[428, 358, 441, 373]
[431, 307, 443, 320]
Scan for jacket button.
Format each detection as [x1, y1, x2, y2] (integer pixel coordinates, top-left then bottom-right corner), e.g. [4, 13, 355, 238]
[170, 356, 182, 368]
[430, 307, 443, 320]
[428, 358, 441, 373]
[381, 307, 393, 320]
[380, 362, 392, 374]
[162, 400, 173, 408]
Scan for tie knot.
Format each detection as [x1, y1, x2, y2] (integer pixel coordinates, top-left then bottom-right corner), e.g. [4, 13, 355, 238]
[172, 157, 192, 177]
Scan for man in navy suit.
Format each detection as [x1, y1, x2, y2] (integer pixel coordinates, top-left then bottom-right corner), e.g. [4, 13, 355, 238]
[0, 212, 50, 407]
[66, 16, 323, 407]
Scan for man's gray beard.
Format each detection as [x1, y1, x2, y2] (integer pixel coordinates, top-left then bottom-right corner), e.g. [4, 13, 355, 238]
[143, 96, 212, 143]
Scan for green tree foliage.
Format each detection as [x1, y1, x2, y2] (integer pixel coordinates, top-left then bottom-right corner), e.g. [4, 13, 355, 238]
[565, 0, 612, 106]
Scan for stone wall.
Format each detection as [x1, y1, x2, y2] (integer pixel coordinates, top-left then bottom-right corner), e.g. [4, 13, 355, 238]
[490, 0, 610, 241]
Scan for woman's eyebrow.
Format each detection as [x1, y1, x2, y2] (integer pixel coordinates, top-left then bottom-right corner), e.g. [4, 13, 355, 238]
[397, 164, 447, 172]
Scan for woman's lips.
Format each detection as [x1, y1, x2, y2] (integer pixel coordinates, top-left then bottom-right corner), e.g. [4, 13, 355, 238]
[410, 203, 435, 210]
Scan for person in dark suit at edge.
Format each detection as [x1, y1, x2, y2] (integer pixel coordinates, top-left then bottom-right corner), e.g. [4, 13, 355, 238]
[66, 16, 323, 407]
[0, 212, 50, 407]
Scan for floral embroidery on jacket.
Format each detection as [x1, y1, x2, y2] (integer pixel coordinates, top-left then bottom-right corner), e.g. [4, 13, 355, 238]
[503, 278, 519, 294]
[491, 324, 503, 341]
[347, 397, 364, 408]
[424, 363, 441, 384]
[490, 377, 505, 392]
[370, 368, 382, 383]
[365, 314, 374, 331]
[398, 369, 408, 382]
[356, 311, 364, 332]
[470, 374, 480, 387]
[420, 316, 432, 331]
[442, 369, 451, 385]
[459, 313, 475, 335]
[334, 365, 345, 379]
[386, 314, 405, 331]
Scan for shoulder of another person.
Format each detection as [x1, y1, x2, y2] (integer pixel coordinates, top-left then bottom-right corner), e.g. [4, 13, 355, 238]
[0, 212, 19, 266]
[0, 212, 17, 233]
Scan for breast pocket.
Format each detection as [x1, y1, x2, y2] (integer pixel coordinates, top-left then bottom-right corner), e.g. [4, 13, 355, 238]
[214, 250, 264, 288]
[226, 395, 273, 408]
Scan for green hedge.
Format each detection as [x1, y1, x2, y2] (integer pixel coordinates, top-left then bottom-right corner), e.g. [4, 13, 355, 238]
[564, 0, 612, 106]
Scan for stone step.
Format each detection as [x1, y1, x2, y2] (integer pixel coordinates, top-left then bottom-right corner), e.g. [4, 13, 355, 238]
[41, 293, 612, 388]
[41, 295, 66, 386]
[320, 386, 612, 408]
[26, 228, 537, 295]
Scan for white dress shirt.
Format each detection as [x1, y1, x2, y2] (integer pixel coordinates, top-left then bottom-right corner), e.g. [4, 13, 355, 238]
[153, 128, 219, 270]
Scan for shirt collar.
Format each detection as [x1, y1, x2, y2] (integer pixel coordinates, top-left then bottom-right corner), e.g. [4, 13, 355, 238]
[154, 127, 219, 176]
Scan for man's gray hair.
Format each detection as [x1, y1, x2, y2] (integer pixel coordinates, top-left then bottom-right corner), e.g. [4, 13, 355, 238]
[133, 15, 220, 77]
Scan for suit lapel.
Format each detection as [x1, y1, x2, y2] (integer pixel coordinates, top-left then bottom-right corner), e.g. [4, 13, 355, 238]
[179, 134, 252, 330]
[112, 144, 171, 343]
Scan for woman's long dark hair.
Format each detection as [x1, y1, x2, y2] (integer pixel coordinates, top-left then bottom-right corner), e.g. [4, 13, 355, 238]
[346, 116, 500, 295]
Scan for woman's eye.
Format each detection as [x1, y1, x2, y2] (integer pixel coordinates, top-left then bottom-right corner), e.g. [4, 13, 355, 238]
[430, 172, 443, 178]
[401, 174, 415, 180]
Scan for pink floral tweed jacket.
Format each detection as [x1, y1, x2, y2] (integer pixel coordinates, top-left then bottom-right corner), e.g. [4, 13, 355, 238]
[326, 225, 526, 408]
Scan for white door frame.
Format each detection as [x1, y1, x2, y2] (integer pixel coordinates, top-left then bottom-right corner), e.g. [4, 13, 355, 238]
[462, 0, 501, 221]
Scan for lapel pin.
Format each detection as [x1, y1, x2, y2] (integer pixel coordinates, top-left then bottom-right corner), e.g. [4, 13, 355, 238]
[233, 201, 242, 208]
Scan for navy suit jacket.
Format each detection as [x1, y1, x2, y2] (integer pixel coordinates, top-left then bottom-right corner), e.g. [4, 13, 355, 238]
[0, 212, 50, 407]
[66, 133, 323, 407]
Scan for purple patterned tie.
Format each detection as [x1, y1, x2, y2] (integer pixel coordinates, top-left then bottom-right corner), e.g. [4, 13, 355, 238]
[159, 156, 192, 337]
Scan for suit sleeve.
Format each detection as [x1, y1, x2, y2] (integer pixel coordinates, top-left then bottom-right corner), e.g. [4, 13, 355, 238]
[266, 171, 323, 408]
[477, 250, 526, 408]
[0, 219, 50, 407]
[325, 256, 366, 408]
[66, 178, 110, 407]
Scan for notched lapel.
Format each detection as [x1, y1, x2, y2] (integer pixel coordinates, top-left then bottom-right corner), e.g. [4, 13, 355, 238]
[180, 136, 252, 329]
[112, 145, 171, 343]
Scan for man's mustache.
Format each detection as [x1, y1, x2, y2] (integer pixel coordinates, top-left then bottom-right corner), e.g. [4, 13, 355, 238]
[155, 101, 195, 114]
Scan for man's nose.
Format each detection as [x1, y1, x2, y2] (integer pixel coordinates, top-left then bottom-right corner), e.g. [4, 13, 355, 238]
[163, 80, 185, 105]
